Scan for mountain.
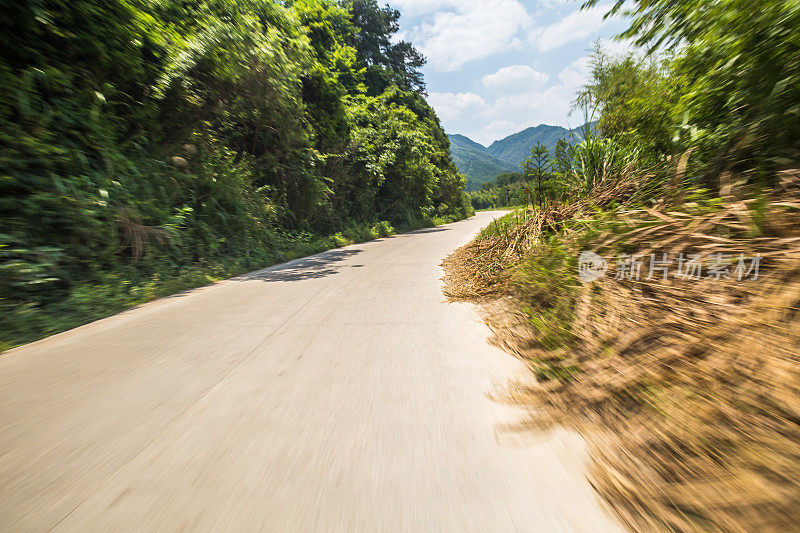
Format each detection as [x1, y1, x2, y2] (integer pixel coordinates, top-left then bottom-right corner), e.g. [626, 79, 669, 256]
[449, 124, 589, 190]
[447, 134, 517, 190]
[487, 124, 580, 166]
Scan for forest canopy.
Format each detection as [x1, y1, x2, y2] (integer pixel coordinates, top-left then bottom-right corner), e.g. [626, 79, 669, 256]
[0, 0, 472, 347]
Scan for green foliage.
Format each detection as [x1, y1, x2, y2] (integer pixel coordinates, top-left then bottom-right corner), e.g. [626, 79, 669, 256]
[552, 138, 576, 176]
[578, 47, 678, 159]
[470, 143, 580, 209]
[447, 134, 516, 190]
[494, 172, 525, 188]
[485, 124, 583, 168]
[584, 0, 800, 182]
[0, 0, 470, 349]
[515, 238, 579, 354]
[524, 142, 550, 208]
[468, 181, 527, 210]
[448, 126, 593, 190]
[344, 0, 426, 94]
[572, 133, 640, 191]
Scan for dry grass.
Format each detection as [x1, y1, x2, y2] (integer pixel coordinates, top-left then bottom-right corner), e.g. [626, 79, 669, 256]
[443, 170, 800, 531]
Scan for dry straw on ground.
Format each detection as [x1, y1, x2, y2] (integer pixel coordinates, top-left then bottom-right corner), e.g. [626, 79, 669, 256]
[444, 170, 800, 532]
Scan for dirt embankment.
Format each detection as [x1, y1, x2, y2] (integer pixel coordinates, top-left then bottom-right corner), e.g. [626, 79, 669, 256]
[443, 170, 800, 532]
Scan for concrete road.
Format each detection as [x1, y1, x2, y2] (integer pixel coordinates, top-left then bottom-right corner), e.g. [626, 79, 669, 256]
[0, 211, 621, 532]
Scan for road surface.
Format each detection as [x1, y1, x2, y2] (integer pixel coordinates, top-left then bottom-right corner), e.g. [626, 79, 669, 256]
[0, 211, 621, 532]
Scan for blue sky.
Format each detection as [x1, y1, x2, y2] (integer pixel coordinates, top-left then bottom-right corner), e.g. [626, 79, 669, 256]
[391, 1, 633, 145]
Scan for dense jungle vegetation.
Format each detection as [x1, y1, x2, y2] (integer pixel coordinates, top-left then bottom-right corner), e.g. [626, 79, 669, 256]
[0, 0, 472, 349]
[467, 172, 527, 209]
[447, 0, 800, 530]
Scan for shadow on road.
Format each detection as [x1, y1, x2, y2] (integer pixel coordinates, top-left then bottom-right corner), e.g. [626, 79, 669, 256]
[237, 248, 363, 282]
[230, 224, 452, 284]
[403, 226, 450, 235]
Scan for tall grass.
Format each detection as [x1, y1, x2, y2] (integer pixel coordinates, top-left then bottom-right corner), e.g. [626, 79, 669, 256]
[573, 134, 640, 192]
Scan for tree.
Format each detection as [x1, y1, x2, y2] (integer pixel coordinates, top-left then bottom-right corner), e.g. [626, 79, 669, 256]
[525, 143, 550, 208]
[552, 138, 575, 177]
[343, 0, 427, 94]
[583, 0, 800, 182]
[0, 0, 471, 348]
[576, 44, 678, 161]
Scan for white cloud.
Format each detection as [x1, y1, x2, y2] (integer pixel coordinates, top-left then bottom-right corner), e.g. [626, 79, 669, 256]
[390, 0, 457, 16]
[530, 4, 611, 52]
[430, 56, 594, 145]
[485, 57, 588, 122]
[595, 37, 639, 58]
[404, 0, 533, 72]
[481, 120, 524, 143]
[427, 91, 487, 121]
[411, 2, 629, 143]
[557, 55, 592, 88]
[481, 65, 549, 94]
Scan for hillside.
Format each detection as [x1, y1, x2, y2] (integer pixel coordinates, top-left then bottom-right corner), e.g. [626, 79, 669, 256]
[449, 125, 589, 190]
[487, 124, 581, 165]
[448, 134, 517, 190]
[0, 0, 472, 350]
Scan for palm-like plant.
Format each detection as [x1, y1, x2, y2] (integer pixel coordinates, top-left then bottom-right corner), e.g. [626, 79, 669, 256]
[573, 135, 639, 192]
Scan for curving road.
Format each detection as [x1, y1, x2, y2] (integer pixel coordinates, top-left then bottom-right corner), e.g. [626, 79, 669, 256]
[0, 211, 620, 532]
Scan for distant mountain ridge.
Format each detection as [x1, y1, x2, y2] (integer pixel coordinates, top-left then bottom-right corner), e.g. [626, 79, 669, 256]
[448, 133, 487, 153]
[487, 124, 580, 166]
[447, 134, 517, 190]
[449, 123, 588, 190]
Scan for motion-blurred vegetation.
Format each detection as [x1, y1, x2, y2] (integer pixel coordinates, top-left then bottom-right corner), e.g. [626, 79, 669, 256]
[0, 0, 472, 349]
[447, 0, 800, 530]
